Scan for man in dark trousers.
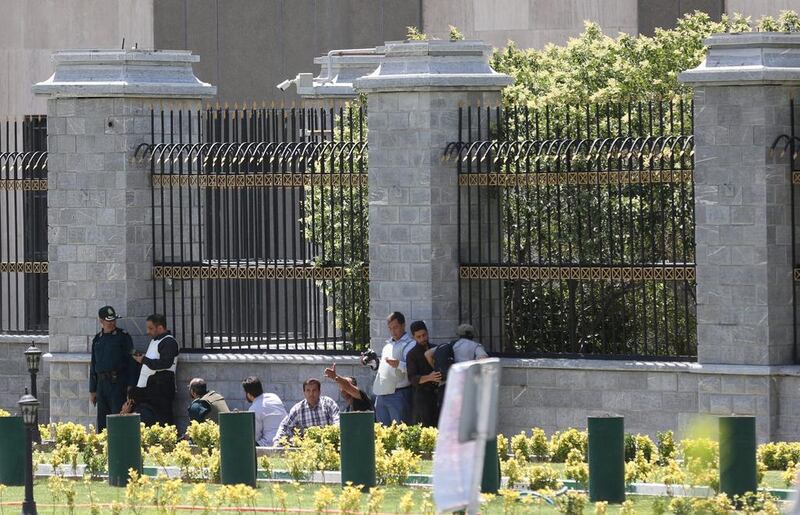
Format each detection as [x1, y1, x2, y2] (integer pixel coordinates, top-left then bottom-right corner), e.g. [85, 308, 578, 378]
[133, 314, 179, 425]
[120, 386, 159, 427]
[89, 306, 134, 431]
[406, 321, 441, 427]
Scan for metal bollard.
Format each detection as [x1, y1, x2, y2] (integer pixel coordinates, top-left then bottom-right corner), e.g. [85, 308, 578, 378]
[0, 416, 25, 486]
[481, 438, 500, 494]
[107, 414, 142, 486]
[219, 411, 257, 487]
[340, 412, 376, 490]
[719, 416, 757, 500]
[588, 416, 625, 503]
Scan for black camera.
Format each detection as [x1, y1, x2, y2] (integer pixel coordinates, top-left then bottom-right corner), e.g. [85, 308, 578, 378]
[360, 349, 380, 371]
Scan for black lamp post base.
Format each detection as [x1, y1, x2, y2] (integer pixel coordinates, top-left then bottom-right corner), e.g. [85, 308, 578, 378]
[21, 500, 37, 515]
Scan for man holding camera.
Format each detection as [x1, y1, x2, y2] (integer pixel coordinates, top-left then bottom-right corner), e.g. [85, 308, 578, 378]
[372, 311, 416, 425]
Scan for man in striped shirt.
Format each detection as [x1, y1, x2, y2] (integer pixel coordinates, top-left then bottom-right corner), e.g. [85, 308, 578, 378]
[272, 378, 340, 445]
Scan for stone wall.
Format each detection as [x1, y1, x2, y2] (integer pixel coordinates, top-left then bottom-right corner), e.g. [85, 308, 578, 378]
[499, 359, 785, 442]
[0, 336, 49, 421]
[46, 351, 800, 443]
[47, 353, 372, 432]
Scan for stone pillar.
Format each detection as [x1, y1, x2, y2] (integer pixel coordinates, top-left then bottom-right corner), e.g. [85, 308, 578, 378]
[33, 50, 215, 424]
[355, 41, 511, 345]
[680, 34, 800, 367]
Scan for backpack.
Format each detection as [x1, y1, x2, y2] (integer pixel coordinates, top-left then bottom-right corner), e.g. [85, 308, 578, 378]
[432, 340, 457, 383]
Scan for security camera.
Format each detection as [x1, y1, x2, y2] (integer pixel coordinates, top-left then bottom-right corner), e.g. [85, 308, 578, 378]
[276, 79, 293, 91]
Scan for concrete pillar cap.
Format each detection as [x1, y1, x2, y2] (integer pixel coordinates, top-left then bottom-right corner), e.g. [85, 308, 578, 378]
[32, 49, 216, 98]
[680, 32, 800, 86]
[354, 40, 513, 93]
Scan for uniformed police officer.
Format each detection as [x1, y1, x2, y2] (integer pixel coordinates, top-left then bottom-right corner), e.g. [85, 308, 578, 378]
[89, 306, 134, 431]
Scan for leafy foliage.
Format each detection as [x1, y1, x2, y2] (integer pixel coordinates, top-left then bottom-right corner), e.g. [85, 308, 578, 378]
[528, 463, 563, 490]
[625, 433, 657, 463]
[550, 428, 588, 462]
[758, 441, 800, 470]
[185, 420, 220, 451]
[303, 101, 369, 350]
[140, 423, 178, 453]
[491, 11, 800, 108]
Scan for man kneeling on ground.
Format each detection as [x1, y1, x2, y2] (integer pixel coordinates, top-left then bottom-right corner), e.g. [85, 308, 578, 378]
[324, 363, 373, 412]
[187, 377, 230, 424]
[273, 378, 339, 445]
[243, 376, 287, 447]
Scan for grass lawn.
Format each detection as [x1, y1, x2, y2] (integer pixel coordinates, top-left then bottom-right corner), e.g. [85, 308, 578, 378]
[40, 454, 797, 492]
[0, 479, 681, 514]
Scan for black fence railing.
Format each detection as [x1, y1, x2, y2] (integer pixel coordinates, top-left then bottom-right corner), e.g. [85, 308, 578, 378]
[0, 116, 48, 335]
[774, 99, 800, 364]
[140, 106, 368, 352]
[448, 100, 696, 359]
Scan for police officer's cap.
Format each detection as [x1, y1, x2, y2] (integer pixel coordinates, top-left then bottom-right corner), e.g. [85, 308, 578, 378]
[98, 306, 122, 321]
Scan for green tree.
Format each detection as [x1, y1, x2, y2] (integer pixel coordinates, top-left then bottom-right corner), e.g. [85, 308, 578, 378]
[303, 10, 800, 356]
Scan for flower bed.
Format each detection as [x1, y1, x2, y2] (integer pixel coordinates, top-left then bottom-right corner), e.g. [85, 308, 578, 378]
[23, 421, 799, 513]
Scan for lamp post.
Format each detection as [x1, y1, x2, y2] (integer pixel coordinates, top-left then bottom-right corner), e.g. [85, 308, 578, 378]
[24, 344, 42, 398]
[18, 390, 38, 515]
[24, 344, 42, 443]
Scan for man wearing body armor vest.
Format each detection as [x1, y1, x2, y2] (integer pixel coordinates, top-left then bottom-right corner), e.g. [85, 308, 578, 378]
[133, 314, 179, 425]
[89, 306, 134, 431]
[187, 377, 230, 424]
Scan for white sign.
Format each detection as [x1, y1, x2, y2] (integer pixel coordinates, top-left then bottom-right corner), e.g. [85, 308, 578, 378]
[433, 359, 501, 514]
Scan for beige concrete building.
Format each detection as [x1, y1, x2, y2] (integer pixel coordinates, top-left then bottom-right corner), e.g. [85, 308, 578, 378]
[0, 0, 154, 116]
[10, 0, 799, 116]
[0, 0, 756, 117]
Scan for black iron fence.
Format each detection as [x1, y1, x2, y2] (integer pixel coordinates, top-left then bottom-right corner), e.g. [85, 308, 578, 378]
[774, 100, 800, 364]
[448, 100, 696, 359]
[141, 105, 368, 352]
[0, 116, 48, 334]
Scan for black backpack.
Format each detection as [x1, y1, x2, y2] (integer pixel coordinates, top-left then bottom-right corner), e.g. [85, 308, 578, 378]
[432, 340, 457, 382]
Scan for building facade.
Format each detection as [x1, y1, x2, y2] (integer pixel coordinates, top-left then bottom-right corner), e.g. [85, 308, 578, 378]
[10, 0, 800, 116]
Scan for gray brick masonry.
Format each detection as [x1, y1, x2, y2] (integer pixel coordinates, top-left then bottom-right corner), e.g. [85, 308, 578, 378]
[355, 40, 512, 345]
[42, 353, 800, 442]
[0, 337, 49, 421]
[680, 34, 800, 366]
[34, 50, 214, 424]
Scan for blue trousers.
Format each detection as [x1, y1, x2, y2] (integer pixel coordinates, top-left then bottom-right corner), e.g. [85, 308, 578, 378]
[375, 387, 411, 426]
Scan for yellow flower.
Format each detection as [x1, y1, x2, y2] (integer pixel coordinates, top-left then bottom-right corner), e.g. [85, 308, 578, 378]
[313, 486, 336, 513]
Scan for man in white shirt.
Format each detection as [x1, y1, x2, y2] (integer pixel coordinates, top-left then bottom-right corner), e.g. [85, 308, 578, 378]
[242, 376, 287, 447]
[372, 311, 416, 426]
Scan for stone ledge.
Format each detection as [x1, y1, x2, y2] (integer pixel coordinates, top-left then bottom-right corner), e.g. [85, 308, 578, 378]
[0, 334, 48, 345]
[45, 352, 800, 377]
[502, 357, 800, 377]
[46, 352, 362, 365]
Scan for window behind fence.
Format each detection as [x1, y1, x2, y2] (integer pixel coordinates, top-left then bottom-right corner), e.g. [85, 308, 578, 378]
[143, 105, 368, 352]
[450, 101, 696, 359]
[0, 116, 48, 334]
